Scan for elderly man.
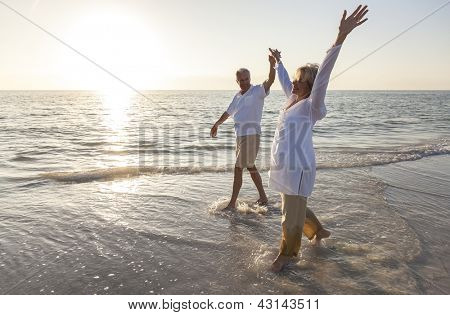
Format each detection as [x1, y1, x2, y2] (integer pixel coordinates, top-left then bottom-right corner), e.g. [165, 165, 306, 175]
[211, 53, 276, 209]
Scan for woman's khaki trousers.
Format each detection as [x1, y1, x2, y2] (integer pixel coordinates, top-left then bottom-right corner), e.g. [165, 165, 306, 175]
[279, 193, 324, 257]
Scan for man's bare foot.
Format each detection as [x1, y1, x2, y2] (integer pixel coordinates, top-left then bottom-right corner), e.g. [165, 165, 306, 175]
[255, 197, 268, 206]
[315, 228, 331, 241]
[224, 202, 236, 210]
[270, 254, 291, 272]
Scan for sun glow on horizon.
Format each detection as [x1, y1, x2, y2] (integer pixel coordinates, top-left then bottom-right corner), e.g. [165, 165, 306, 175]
[62, 9, 170, 90]
[1, 1, 449, 90]
[98, 86, 134, 168]
[100, 87, 133, 130]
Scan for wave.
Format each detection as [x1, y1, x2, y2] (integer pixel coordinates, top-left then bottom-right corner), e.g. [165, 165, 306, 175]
[10, 155, 38, 162]
[40, 140, 449, 183]
[182, 144, 236, 151]
[40, 165, 232, 183]
[317, 140, 450, 169]
[79, 141, 109, 147]
[102, 149, 131, 156]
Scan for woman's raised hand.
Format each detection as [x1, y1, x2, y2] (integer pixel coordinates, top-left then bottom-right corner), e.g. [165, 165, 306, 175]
[336, 5, 368, 44]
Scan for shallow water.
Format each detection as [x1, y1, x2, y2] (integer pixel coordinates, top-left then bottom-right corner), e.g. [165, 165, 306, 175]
[0, 90, 449, 294]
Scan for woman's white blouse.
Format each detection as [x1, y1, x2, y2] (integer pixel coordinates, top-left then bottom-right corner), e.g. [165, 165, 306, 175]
[268, 44, 342, 196]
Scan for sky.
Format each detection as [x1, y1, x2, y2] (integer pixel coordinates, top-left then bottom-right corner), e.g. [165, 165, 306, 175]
[0, 0, 449, 90]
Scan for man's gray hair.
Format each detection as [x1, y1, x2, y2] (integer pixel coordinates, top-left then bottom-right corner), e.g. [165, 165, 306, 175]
[236, 68, 250, 77]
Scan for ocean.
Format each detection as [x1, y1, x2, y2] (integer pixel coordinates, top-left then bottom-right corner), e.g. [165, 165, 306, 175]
[0, 90, 449, 294]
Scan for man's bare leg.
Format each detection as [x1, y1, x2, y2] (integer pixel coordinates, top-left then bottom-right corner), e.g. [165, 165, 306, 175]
[226, 166, 243, 209]
[247, 166, 268, 205]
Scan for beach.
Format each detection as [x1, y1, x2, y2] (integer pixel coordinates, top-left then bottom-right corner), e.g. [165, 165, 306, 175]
[0, 90, 449, 294]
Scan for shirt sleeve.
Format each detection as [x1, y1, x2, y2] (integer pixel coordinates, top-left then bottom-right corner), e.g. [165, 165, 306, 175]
[226, 96, 237, 116]
[257, 84, 269, 98]
[310, 44, 342, 123]
[275, 62, 293, 99]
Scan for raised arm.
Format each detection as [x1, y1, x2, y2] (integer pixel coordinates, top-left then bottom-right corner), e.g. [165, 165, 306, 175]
[309, 46, 341, 122]
[311, 5, 368, 122]
[263, 54, 276, 94]
[269, 48, 293, 98]
[335, 5, 368, 46]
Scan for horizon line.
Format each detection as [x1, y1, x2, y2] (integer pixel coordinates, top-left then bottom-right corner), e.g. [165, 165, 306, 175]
[1, 89, 449, 92]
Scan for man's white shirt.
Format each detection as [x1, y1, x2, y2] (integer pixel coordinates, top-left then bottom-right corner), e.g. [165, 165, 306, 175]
[226, 84, 269, 136]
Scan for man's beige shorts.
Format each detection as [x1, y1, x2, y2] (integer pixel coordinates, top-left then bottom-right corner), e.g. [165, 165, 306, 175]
[235, 134, 260, 168]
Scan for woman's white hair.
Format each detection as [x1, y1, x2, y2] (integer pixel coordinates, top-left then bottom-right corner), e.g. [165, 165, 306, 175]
[294, 63, 320, 92]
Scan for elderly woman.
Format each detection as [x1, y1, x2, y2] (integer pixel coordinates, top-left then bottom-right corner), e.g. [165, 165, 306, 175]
[269, 5, 369, 272]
